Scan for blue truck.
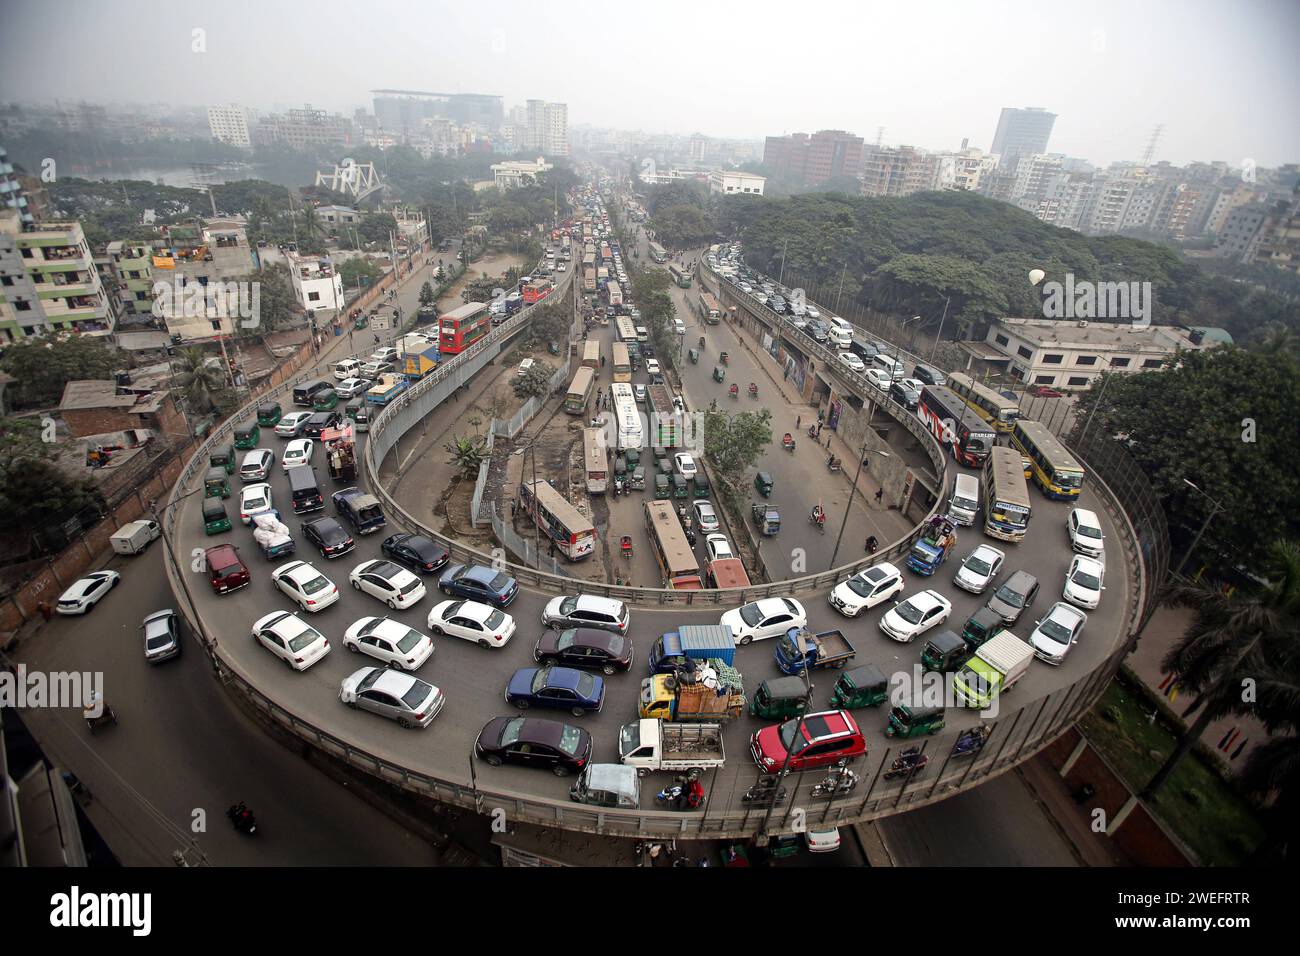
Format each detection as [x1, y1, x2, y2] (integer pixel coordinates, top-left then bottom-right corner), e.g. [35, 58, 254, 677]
[647, 625, 735, 675]
[774, 627, 856, 675]
[907, 515, 958, 576]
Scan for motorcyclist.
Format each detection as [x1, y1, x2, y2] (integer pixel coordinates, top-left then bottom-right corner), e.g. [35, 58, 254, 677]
[811, 504, 825, 526]
[865, 535, 879, 554]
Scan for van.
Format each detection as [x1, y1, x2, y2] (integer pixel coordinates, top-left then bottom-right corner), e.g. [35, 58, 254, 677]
[871, 354, 905, 380]
[912, 364, 947, 387]
[635, 326, 649, 344]
[293, 380, 332, 407]
[986, 569, 1040, 625]
[333, 359, 361, 381]
[948, 473, 980, 526]
[829, 325, 853, 349]
[345, 399, 370, 432]
[287, 465, 324, 514]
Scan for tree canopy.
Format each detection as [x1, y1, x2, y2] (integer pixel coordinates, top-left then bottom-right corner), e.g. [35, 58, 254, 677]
[0, 335, 119, 408]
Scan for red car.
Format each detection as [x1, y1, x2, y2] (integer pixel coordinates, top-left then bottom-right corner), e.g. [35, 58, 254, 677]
[1030, 385, 1064, 398]
[205, 544, 250, 594]
[749, 710, 867, 774]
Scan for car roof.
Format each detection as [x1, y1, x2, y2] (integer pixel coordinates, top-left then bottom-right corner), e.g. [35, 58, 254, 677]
[369, 668, 429, 698]
[800, 710, 857, 740]
[512, 717, 571, 748]
[540, 667, 585, 691]
[452, 600, 497, 621]
[1072, 508, 1101, 524]
[463, 564, 503, 584]
[569, 594, 621, 612]
[858, 562, 900, 582]
[908, 590, 948, 609]
[279, 561, 320, 582]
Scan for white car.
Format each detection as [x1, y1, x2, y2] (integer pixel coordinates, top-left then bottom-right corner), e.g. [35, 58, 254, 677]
[251, 610, 331, 671]
[646, 358, 661, 375]
[275, 411, 313, 437]
[805, 827, 841, 853]
[427, 599, 516, 648]
[370, 347, 399, 364]
[721, 597, 807, 645]
[335, 378, 373, 399]
[674, 453, 697, 479]
[343, 616, 436, 670]
[674, 320, 686, 335]
[865, 369, 893, 392]
[349, 559, 427, 610]
[837, 352, 866, 373]
[1028, 601, 1088, 665]
[829, 562, 904, 617]
[898, 377, 925, 394]
[879, 590, 953, 643]
[693, 501, 720, 533]
[805, 306, 821, 320]
[953, 545, 1006, 595]
[239, 483, 274, 525]
[359, 360, 393, 379]
[633, 384, 647, 403]
[339, 667, 444, 727]
[271, 560, 339, 613]
[55, 570, 121, 615]
[705, 534, 733, 562]
[1067, 508, 1105, 557]
[281, 438, 314, 471]
[1063, 555, 1106, 609]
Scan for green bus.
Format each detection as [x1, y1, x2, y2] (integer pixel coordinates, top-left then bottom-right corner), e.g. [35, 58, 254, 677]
[668, 264, 692, 289]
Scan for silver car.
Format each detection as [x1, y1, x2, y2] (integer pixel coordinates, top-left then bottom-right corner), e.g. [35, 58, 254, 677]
[142, 609, 181, 663]
[339, 667, 444, 727]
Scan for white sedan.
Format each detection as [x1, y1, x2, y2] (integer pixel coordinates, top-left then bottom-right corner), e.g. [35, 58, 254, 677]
[427, 599, 516, 648]
[674, 453, 698, 479]
[720, 598, 807, 645]
[335, 378, 373, 399]
[275, 411, 313, 437]
[342, 616, 435, 670]
[837, 352, 866, 373]
[879, 590, 953, 643]
[705, 534, 733, 562]
[953, 545, 1006, 595]
[251, 610, 331, 670]
[55, 570, 121, 615]
[239, 483, 274, 525]
[281, 438, 314, 471]
[1063, 556, 1106, 609]
[271, 560, 339, 613]
[693, 501, 720, 532]
[1028, 601, 1088, 665]
[865, 369, 893, 392]
[646, 358, 661, 375]
[349, 559, 427, 610]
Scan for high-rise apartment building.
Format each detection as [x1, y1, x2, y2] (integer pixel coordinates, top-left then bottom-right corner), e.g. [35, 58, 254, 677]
[207, 104, 251, 147]
[859, 145, 938, 197]
[763, 130, 864, 184]
[525, 100, 568, 156]
[0, 211, 113, 341]
[990, 107, 1057, 171]
[0, 147, 34, 225]
[1251, 195, 1300, 273]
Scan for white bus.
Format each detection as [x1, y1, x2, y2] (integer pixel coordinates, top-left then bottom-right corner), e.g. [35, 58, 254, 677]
[583, 428, 608, 495]
[982, 446, 1033, 542]
[611, 382, 643, 451]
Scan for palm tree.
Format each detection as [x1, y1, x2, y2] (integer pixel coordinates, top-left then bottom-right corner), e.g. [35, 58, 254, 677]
[302, 205, 322, 242]
[1141, 539, 1300, 801]
[444, 434, 488, 480]
[171, 347, 226, 413]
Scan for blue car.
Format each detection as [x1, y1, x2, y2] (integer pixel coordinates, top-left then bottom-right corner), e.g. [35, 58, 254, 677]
[505, 666, 605, 717]
[438, 563, 518, 608]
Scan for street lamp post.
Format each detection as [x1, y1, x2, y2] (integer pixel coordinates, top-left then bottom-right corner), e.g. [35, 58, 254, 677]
[757, 630, 813, 843]
[1173, 479, 1224, 579]
[930, 296, 951, 361]
[830, 440, 890, 569]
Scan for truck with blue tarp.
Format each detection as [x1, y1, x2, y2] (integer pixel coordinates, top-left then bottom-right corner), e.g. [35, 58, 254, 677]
[907, 514, 958, 576]
[647, 624, 734, 674]
[774, 626, 856, 675]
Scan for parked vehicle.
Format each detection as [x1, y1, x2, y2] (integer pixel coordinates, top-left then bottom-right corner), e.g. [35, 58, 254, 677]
[110, 519, 160, 556]
[1027, 601, 1088, 665]
[750, 676, 814, 721]
[569, 764, 640, 808]
[920, 629, 971, 672]
[141, 609, 182, 664]
[774, 627, 855, 675]
[879, 589, 953, 643]
[986, 569, 1041, 625]
[332, 487, 386, 535]
[954, 630, 1034, 707]
[619, 719, 725, 776]
[647, 625, 735, 675]
[339, 667, 443, 727]
[535, 628, 632, 674]
[885, 703, 946, 738]
[342, 616, 436, 670]
[829, 561, 904, 617]
[505, 665, 605, 716]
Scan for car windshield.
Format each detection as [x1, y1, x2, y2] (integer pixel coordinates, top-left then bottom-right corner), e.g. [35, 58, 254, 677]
[1039, 616, 1074, 644]
[895, 601, 926, 624]
[964, 554, 993, 576]
[301, 576, 330, 595]
[558, 725, 583, 756]
[954, 495, 977, 511]
[846, 575, 875, 597]
[1077, 522, 1102, 538]
[778, 719, 804, 753]
[396, 629, 425, 652]
[556, 629, 577, 651]
[1072, 568, 1102, 590]
[739, 603, 763, 626]
[500, 717, 525, 746]
[559, 595, 579, 615]
[1058, 471, 1084, 489]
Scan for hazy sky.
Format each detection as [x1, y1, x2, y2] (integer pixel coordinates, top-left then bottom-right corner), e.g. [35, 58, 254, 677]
[3, 0, 1297, 167]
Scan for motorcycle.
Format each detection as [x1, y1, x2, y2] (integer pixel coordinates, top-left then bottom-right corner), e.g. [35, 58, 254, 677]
[812, 767, 859, 797]
[883, 747, 930, 780]
[807, 424, 818, 439]
[781, 433, 796, 452]
[227, 801, 258, 835]
[729, 384, 739, 399]
[809, 507, 826, 534]
[742, 778, 788, 803]
[827, 455, 841, 473]
[748, 382, 758, 398]
[952, 726, 990, 758]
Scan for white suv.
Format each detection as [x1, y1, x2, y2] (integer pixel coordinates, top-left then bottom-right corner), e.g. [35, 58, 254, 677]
[829, 562, 904, 617]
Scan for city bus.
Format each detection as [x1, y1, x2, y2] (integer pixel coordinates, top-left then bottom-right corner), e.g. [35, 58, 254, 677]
[564, 366, 596, 415]
[583, 428, 608, 495]
[438, 302, 491, 355]
[582, 252, 596, 272]
[615, 316, 637, 343]
[947, 372, 1019, 433]
[982, 446, 1033, 542]
[1011, 420, 1086, 500]
[643, 499, 703, 590]
[611, 342, 632, 383]
[583, 267, 597, 293]
[697, 291, 721, 325]
[668, 264, 692, 288]
[649, 242, 668, 263]
[582, 340, 601, 370]
[611, 382, 642, 450]
[522, 277, 553, 304]
[520, 479, 596, 561]
[916, 385, 996, 468]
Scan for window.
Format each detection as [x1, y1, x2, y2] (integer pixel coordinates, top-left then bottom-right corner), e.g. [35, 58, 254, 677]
[1142, 358, 1164, 369]
[1017, 346, 1033, 359]
[1110, 357, 1130, 368]
[1, 275, 12, 285]
[1042, 354, 1063, 364]
[308, 291, 321, 301]
[1075, 355, 1098, 366]
[1034, 374, 1056, 384]
[15, 300, 31, 311]
[1068, 376, 1089, 386]
[995, 333, 1010, 347]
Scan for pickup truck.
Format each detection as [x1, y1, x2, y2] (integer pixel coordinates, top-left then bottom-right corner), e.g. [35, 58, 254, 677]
[647, 625, 735, 674]
[774, 626, 855, 675]
[251, 512, 296, 560]
[907, 516, 957, 576]
[618, 719, 726, 776]
[331, 487, 386, 535]
[639, 665, 745, 722]
[954, 629, 1033, 708]
[365, 373, 408, 406]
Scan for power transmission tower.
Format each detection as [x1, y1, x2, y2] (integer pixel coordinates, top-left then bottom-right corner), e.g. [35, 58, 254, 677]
[1141, 125, 1164, 166]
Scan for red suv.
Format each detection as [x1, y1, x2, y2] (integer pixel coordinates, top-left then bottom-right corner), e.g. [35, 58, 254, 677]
[750, 710, 866, 774]
[205, 544, 250, 594]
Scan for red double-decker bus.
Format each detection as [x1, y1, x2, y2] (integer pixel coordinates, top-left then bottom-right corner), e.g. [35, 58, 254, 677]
[522, 278, 553, 304]
[438, 302, 490, 355]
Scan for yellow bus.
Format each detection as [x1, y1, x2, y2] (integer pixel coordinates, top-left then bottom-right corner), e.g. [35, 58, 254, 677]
[582, 340, 601, 370]
[563, 366, 596, 415]
[643, 499, 702, 590]
[982, 446, 1032, 542]
[611, 342, 632, 383]
[947, 372, 1019, 433]
[1011, 419, 1085, 500]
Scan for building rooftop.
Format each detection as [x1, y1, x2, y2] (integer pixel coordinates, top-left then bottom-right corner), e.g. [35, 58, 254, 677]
[59, 380, 137, 411]
[994, 317, 1218, 353]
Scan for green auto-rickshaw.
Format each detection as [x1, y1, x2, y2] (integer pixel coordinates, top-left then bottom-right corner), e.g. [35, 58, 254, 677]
[830, 663, 890, 710]
[658, 455, 673, 476]
[754, 471, 773, 498]
[354, 313, 369, 330]
[671, 474, 689, 499]
[654, 474, 670, 499]
[202, 496, 231, 535]
[961, 607, 1004, 651]
[712, 365, 725, 383]
[312, 388, 339, 411]
[692, 473, 710, 499]
[233, 422, 260, 450]
[624, 447, 641, 469]
[204, 467, 231, 499]
[688, 348, 700, 364]
[921, 629, 971, 673]
[629, 466, 646, 491]
[256, 402, 282, 427]
[885, 704, 946, 739]
[750, 676, 812, 721]
[209, 442, 236, 475]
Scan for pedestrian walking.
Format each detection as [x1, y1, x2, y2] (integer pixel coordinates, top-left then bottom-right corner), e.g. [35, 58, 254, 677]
[796, 416, 801, 430]
[37, 601, 51, 622]
[874, 488, 884, 504]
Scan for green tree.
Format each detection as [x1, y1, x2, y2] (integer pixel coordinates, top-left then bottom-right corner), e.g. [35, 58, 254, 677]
[171, 347, 227, 413]
[444, 433, 489, 480]
[418, 281, 435, 309]
[513, 363, 552, 400]
[238, 263, 299, 336]
[702, 407, 774, 516]
[339, 257, 381, 291]
[528, 301, 569, 344]
[0, 334, 119, 408]
[0, 418, 105, 538]
[651, 204, 714, 248]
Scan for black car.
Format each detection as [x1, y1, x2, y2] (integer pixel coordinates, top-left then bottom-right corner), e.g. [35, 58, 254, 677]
[302, 410, 343, 438]
[301, 516, 354, 559]
[474, 716, 592, 776]
[890, 381, 920, 410]
[438, 563, 518, 607]
[381, 532, 450, 574]
[534, 628, 633, 675]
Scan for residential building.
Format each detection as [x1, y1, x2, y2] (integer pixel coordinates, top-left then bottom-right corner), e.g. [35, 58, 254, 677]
[525, 100, 568, 156]
[1214, 204, 1268, 261]
[491, 157, 553, 189]
[207, 104, 251, 147]
[103, 240, 156, 323]
[315, 205, 360, 226]
[0, 146, 34, 225]
[254, 106, 353, 149]
[150, 219, 257, 342]
[859, 145, 939, 197]
[1250, 196, 1300, 273]
[59, 379, 186, 442]
[0, 212, 113, 341]
[708, 170, 766, 196]
[371, 90, 503, 137]
[286, 252, 344, 314]
[990, 107, 1057, 172]
[985, 317, 1223, 390]
[1204, 184, 1266, 236]
[763, 129, 864, 184]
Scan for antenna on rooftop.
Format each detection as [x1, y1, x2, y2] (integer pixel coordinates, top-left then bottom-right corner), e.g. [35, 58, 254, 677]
[1140, 124, 1164, 166]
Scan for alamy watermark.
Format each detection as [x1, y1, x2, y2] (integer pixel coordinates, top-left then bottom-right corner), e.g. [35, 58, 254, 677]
[0, 664, 104, 714]
[1040, 273, 1152, 328]
[152, 277, 261, 328]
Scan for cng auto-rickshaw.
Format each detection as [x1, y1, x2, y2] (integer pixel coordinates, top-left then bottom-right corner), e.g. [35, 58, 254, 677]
[688, 348, 700, 364]
[750, 676, 813, 721]
[961, 607, 1004, 651]
[654, 474, 670, 499]
[671, 474, 689, 499]
[754, 471, 774, 498]
[624, 447, 641, 469]
[204, 467, 231, 499]
[346, 399, 371, 431]
[885, 704, 946, 738]
[202, 496, 232, 535]
[830, 663, 890, 710]
[921, 630, 971, 673]
[354, 313, 369, 330]
[751, 502, 781, 536]
[209, 442, 236, 475]
[658, 455, 673, 476]
[692, 473, 710, 499]
[233, 423, 260, 450]
[256, 403, 282, 427]
[712, 365, 725, 383]
[312, 389, 339, 411]
[629, 466, 646, 491]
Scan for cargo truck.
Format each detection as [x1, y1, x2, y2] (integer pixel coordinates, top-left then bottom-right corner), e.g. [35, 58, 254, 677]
[647, 625, 735, 674]
[774, 626, 856, 675]
[365, 373, 408, 406]
[953, 630, 1033, 708]
[907, 515, 958, 576]
[639, 664, 745, 722]
[647, 384, 680, 448]
[110, 519, 161, 556]
[401, 339, 440, 379]
[321, 424, 356, 482]
[706, 557, 751, 590]
[618, 719, 726, 776]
